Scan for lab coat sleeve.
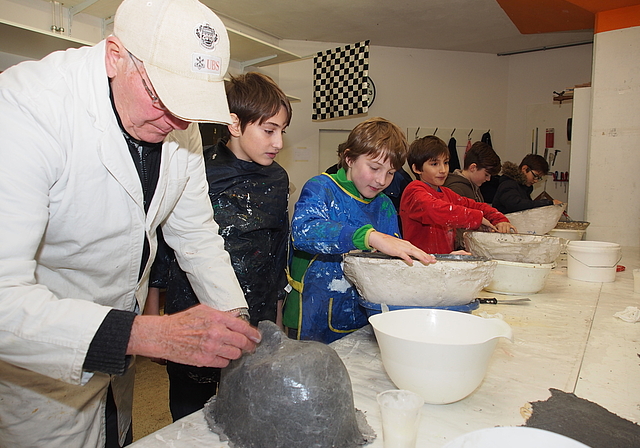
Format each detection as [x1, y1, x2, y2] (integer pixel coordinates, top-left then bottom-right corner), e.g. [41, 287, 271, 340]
[160, 125, 247, 312]
[291, 177, 359, 255]
[0, 87, 110, 385]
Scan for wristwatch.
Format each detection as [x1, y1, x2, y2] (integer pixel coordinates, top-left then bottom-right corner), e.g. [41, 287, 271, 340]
[228, 307, 250, 322]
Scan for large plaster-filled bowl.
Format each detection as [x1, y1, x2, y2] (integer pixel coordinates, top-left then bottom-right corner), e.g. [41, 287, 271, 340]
[554, 220, 590, 231]
[369, 309, 513, 404]
[504, 203, 566, 235]
[464, 231, 564, 264]
[343, 252, 497, 307]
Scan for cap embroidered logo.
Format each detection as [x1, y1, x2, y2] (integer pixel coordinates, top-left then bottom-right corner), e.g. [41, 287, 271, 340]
[195, 23, 218, 50]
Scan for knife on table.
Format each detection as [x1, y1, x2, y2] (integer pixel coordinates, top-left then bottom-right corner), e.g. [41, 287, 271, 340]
[477, 298, 531, 304]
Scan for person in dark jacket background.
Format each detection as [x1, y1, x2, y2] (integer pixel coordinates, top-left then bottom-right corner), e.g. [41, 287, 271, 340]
[444, 141, 501, 203]
[444, 141, 502, 248]
[147, 72, 292, 421]
[492, 154, 563, 214]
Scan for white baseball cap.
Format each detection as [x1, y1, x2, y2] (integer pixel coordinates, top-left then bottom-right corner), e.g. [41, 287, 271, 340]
[114, 0, 231, 124]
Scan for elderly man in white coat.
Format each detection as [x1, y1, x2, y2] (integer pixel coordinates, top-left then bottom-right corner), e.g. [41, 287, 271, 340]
[0, 0, 262, 447]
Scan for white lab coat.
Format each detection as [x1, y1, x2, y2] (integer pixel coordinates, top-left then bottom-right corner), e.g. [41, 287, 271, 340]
[0, 41, 247, 447]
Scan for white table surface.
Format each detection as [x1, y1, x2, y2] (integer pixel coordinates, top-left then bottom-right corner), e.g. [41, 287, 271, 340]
[130, 246, 640, 448]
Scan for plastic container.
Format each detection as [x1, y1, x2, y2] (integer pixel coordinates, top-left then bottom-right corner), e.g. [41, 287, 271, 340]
[567, 240, 621, 283]
[548, 228, 585, 241]
[377, 390, 423, 448]
[484, 260, 553, 295]
[369, 309, 512, 404]
[358, 296, 479, 317]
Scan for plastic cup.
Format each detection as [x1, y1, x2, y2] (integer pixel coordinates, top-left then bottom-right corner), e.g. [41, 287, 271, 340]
[377, 389, 424, 448]
[634, 269, 640, 293]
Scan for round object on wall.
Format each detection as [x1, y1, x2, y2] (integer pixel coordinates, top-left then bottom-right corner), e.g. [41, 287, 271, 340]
[366, 76, 376, 107]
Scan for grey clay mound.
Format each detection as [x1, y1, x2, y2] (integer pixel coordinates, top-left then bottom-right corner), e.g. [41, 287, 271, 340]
[204, 320, 375, 448]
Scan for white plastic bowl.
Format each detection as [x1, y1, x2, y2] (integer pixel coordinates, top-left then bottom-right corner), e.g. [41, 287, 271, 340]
[484, 259, 553, 295]
[343, 252, 496, 307]
[369, 309, 512, 404]
[442, 427, 591, 448]
[505, 204, 566, 235]
[548, 228, 586, 241]
[464, 231, 564, 264]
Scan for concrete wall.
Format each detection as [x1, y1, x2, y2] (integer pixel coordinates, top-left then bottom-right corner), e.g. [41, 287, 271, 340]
[585, 24, 640, 246]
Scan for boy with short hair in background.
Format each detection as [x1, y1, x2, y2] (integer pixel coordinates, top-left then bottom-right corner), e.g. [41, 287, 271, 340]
[444, 141, 503, 249]
[444, 141, 501, 203]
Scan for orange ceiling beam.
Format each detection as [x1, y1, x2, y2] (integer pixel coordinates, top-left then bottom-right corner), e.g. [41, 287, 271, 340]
[496, 0, 594, 34]
[564, 0, 640, 14]
[496, 0, 640, 34]
[595, 4, 640, 33]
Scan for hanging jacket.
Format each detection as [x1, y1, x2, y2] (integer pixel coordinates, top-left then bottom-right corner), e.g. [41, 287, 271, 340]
[492, 162, 554, 214]
[400, 180, 509, 254]
[447, 136, 461, 172]
[481, 131, 493, 148]
[283, 171, 399, 344]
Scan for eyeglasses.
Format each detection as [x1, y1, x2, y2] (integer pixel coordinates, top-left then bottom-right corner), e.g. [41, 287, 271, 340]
[128, 52, 170, 112]
[530, 170, 545, 181]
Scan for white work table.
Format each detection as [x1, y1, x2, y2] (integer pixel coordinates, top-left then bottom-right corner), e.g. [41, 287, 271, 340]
[130, 247, 640, 448]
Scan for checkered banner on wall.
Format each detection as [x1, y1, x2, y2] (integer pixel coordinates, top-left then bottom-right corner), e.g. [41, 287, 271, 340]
[312, 40, 370, 121]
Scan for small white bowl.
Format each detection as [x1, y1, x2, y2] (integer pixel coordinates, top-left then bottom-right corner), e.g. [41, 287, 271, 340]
[548, 228, 586, 241]
[484, 259, 553, 295]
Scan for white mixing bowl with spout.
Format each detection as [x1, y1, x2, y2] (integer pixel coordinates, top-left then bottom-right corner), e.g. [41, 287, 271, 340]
[369, 309, 513, 404]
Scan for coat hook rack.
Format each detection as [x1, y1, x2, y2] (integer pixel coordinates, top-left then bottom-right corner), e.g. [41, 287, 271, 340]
[451, 128, 456, 137]
[415, 127, 420, 139]
[468, 129, 473, 138]
[433, 127, 438, 136]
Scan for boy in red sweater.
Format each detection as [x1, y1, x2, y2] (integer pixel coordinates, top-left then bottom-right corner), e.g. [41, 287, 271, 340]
[400, 135, 516, 254]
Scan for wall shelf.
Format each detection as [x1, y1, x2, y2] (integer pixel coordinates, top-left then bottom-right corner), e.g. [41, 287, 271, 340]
[0, 19, 94, 61]
[227, 27, 301, 69]
[0, 19, 301, 70]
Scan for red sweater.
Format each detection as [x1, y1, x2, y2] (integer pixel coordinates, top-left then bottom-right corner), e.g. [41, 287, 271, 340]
[400, 180, 509, 254]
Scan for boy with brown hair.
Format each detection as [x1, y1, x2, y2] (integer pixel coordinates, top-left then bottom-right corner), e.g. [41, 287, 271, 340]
[149, 71, 292, 420]
[444, 141, 501, 203]
[283, 117, 434, 344]
[400, 135, 515, 254]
